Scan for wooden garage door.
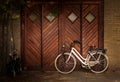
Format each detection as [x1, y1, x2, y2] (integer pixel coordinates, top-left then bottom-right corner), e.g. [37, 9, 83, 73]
[21, 1, 103, 70]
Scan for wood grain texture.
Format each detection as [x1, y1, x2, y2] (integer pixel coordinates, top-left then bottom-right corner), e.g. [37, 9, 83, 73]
[22, 5, 42, 69]
[82, 5, 99, 57]
[59, 5, 81, 70]
[42, 5, 59, 70]
[60, 5, 81, 51]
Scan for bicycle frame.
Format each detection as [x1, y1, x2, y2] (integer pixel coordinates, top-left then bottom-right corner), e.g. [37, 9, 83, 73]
[55, 41, 109, 74]
[67, 47, 89, 66]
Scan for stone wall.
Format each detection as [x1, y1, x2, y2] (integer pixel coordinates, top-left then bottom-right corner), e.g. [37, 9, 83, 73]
[104, 0, 120, 71]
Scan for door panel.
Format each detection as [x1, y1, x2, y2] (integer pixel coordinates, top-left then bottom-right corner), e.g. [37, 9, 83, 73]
[59, 5, 81, 70]
[42, 5, 59, 70]
[22, 6, 42, 70]
[60, 5, 81, 52]
[82, 4, 99, 57]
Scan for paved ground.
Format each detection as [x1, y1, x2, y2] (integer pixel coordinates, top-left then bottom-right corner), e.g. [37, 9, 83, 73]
[0, 70, 120, 82]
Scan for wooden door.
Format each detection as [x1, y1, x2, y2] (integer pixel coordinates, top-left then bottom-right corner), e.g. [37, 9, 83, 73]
[59, 5, 81, 51]
[42, 4, 81, 70]
[22, 5, 42, 70]
[59, 5, 81, 70]
[42, 5, 59, 70]
[21, 1, 104, 71]
[82, 2, 103, 57]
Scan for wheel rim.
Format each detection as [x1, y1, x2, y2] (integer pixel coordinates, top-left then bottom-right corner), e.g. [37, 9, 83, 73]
[55, 53, 76, 74]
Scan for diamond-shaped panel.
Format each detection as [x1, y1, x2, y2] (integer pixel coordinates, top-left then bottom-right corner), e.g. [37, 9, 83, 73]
[68, 12, 78, 23]
[85, 13, 95, 23]
[46, 13, 56, 22]
[29, 12, 38, 22]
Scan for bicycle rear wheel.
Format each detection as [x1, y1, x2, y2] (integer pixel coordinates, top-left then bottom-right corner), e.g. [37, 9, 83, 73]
[55, 52, 76, 74]
[88, 53, 109, 73]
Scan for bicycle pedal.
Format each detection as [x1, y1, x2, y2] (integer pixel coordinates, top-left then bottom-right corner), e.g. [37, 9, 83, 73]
[81, 64, 86, 68]
[81, 65, 89, 69]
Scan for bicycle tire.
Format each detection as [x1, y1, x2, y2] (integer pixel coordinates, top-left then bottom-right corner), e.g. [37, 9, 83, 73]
[55, 52, 76, 74]
[88, 52, 109, 73]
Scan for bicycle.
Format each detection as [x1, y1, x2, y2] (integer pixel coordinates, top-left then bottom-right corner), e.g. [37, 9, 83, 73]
[55, 40, 109, 74]
[7, 49, 21, 77]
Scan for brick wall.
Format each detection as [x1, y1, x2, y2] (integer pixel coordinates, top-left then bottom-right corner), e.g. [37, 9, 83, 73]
[104, 0, 120, 71]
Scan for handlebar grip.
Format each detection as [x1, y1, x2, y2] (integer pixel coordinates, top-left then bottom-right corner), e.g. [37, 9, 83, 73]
[73, 40, 81, 44]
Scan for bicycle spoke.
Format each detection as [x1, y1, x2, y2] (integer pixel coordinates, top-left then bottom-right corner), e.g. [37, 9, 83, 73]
[88, 53, 108, 73]
[97, 54, 101, 61]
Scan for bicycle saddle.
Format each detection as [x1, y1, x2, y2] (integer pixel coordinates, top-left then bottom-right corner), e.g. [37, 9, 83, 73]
[96, 48, 107, 53]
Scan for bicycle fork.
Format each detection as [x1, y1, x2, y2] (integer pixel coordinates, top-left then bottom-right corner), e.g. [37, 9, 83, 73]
[65, 53, 72, 63]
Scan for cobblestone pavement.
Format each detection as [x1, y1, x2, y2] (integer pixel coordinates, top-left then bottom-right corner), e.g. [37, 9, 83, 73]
[0, 70, 120, 82]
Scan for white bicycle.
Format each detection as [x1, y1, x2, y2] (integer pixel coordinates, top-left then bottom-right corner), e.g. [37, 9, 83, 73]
[55, 40, 109, 74]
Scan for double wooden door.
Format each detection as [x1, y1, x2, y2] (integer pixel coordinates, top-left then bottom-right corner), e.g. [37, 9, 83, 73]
[22, 2, 103, 70]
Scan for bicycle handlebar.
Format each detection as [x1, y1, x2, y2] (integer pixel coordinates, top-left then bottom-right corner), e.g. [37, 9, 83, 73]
[70, 40, 81, 49]
[73, 40, 81, 45]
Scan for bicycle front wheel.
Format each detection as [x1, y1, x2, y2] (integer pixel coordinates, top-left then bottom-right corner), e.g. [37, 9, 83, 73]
[55, 52, 76, 74]
[88, 52, 109, 73]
